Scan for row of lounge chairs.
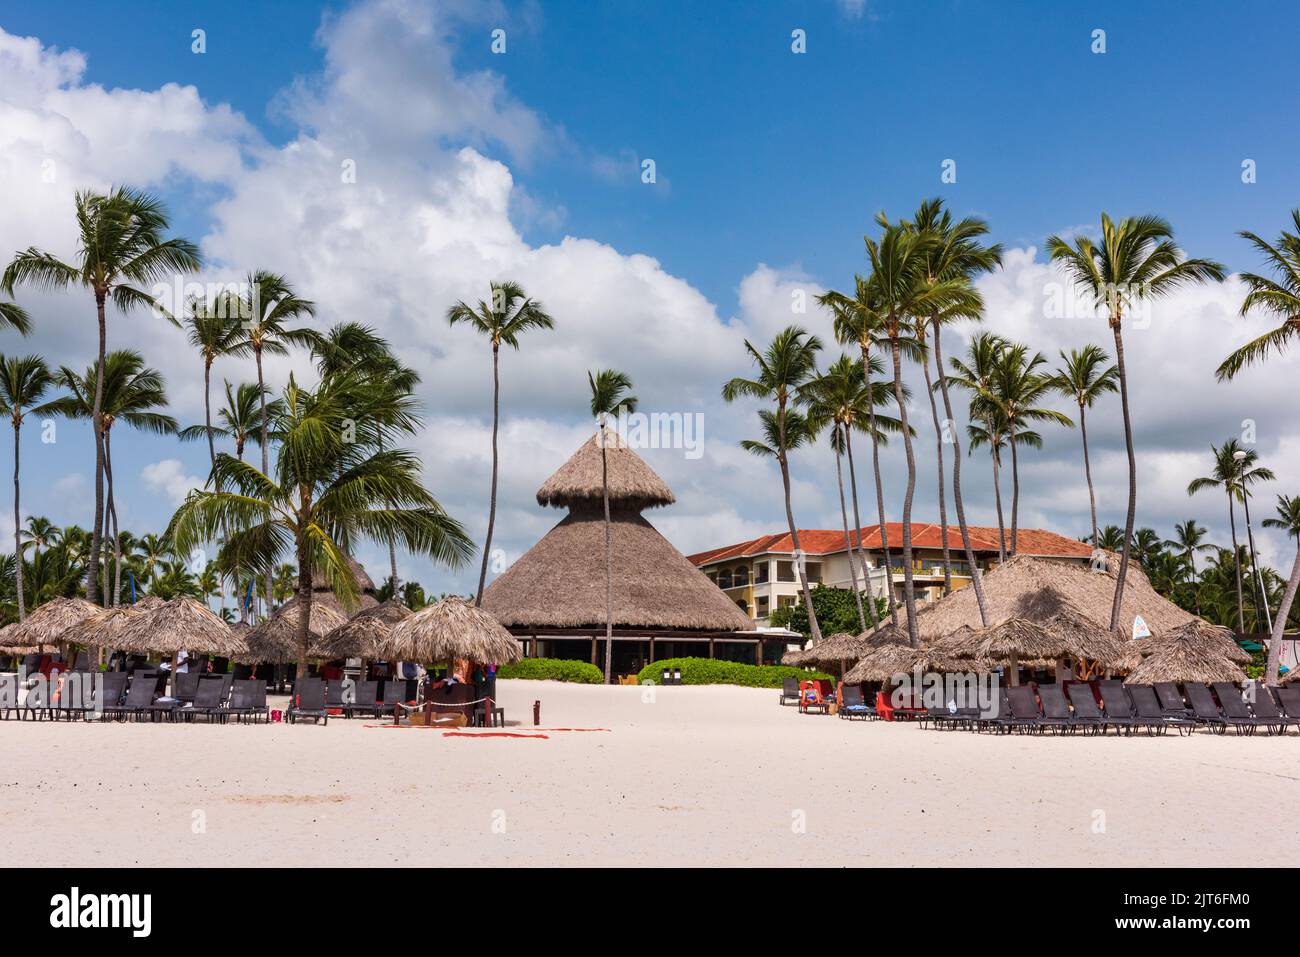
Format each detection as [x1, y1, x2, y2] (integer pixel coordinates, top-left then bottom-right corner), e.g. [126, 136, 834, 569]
[0, 670, 272, 723]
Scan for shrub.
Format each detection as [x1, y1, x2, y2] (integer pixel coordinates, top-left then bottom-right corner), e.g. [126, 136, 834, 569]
[636, 657, 831, 688]
[497, 658, 605, 684]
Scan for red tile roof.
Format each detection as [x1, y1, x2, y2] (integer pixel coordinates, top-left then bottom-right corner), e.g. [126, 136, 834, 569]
[686, 523, 1092, 565]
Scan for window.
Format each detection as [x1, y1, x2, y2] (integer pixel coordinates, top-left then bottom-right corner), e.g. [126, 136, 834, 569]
[806, 562, 822, 584]
[732, 566, 749, 585]
[777, 561, 795, 582]
[756, 596, 770, 614]
[717, 570, 733, 589]
[755, 562, 769, 583]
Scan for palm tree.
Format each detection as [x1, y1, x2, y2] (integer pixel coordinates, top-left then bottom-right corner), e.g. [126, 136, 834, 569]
[1130, 527, 1164, 571]
[1188, 440, 1275, 634]
[1047, 214, 1225, 629]
[0, 299, 30, 334]
[1049, 345, 1119, 547]
[945, 333, 1009, 559]
[587, 369, 638, 683]
[136, 533, 171, 587]
[448, 282, 555, 606]
[1262, 495, 1300, 685]
[818, 276, 902, 626]
[2, 187, 200, 603]
[1218, 210, 1300, 380]
[906, 198, 1002, 613]
[20, 517, 61, 568]
[724, 327, 825, 642]
[966, 414, 1011, 558]
[226, 271, 318, 614]
[1165, 520, 1213, 577]
[168, 372, 474, 675]
[272, 563, 297, 607]
[185, 296, 241, 478]
[980, 343, 1072, 555]
[1096, 525, 1125, 551]
[1148, 551, 1189, 598]
[0, 355, 61, 619]
[50, 351, 178, 605]
[180, 381, 285, 461]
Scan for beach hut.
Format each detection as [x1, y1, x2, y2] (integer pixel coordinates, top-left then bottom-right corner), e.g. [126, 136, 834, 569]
[112, 597, 243, 694]
[964, 617, 1076, 686]
[1039, 607, 1142, 677]
[309, 600, 412, 660]
[480, 434, 754, 675]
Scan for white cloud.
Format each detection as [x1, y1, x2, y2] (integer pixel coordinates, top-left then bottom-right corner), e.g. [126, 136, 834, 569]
[140, 460, 204, 505]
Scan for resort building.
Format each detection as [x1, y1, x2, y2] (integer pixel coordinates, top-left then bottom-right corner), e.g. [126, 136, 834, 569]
[687, 524, 1092, 625]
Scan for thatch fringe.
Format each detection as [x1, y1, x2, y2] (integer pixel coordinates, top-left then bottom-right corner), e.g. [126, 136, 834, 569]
[5, 597, 102, 647]
[376, 596, 523, 665]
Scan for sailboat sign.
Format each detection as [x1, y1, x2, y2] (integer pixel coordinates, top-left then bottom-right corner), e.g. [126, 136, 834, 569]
[1132, 615, 1152, 640]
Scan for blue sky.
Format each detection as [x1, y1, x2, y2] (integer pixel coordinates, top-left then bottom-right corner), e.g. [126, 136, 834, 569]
[2, 0, 1299, 595]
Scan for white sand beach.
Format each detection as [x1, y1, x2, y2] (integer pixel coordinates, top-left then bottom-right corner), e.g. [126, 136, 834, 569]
[2, 679, 1296, 867]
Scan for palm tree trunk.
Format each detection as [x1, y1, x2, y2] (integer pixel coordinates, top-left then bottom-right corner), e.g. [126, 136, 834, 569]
[86, 293, 108, 604]
[13, 420, 24, 620]
[1009, 433, 1020, 556]
[991, 446, 1007, 563]
[106, 432, 121, 607]
[920, 342, 953, 594]
[1241, 493, 1273, 634]
[1265, 540, 1300, 686]
[889, 337, 919, 648]
[931, 322, 988, 625]
[861, 346, 897, 627]
[844, 432, 879, 628]
[295, 533, 313, 682]
[101, 430, 115, 606]
[601, 420, 614, 682]
[256, 349, 272, 622]
[475, 344, 501, 606]
[833, 440, 866, 631]
[1079, 404, 1099, 546]
[1228, 493, 1246, 635]
[777, 397, 822, 642]
[1108, 324, 1138, 632]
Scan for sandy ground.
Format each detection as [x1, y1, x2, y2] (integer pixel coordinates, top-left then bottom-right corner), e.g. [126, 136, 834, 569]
[1, 679, 1296, 867]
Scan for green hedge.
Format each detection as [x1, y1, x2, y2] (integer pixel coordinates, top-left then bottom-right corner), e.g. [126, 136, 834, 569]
[636, 657, 832, 688]
[496, 658, 605, 684]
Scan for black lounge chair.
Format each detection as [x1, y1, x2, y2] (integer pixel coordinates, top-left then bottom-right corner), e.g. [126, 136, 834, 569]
[780, 677, 801, 707]
[998, 685, 1043, 734]
[88, 672, 128, 719]
[230, 679, 269, 724]
[185, 678, 226, 723]
[1276, 687, 1300, 724]
[0, 673, 19, 721]
[1097, 680, 1133, 717]
[1240, 683, 1298, 734]
[344, 679, 381, 719]
[839, 685, 876, 721]
[287, 677, 328, 725]
[174, 672, 201, 705]
[1035, 685, 1077, 734]
[381, 678, 407, 715]
[50, 672, 96, 721]
[326, 680, 348, 712]
[1210, 682, 1267, 736]
[1154, 682, 1193, 719]
[106, 675, 157, 722]
[1064, 683, 1113, 734]
[1183, 683, 1231, 734]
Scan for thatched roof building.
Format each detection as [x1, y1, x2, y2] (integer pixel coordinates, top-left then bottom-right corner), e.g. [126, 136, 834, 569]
[1136, 620, 1251, 665]
[308, 554, 380, 615]
[481, 437, 752, 650]
[843, 643, 927, 684]
[914, 553, 1196, 643]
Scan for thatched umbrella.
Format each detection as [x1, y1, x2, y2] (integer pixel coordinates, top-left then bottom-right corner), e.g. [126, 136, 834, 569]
[1126, 630, 1248, 685]
[843, 643, 928, 684]
[4, 596, 102, 650]
[1137, 619, 1251, 665]
[375, 596, 523, 666]
[309, 600, 412, 660]
[797, 631, 871, 669]
[968, 616, 1075, 686]
[243, 597, 347, 664]
[780, 645, 809, 666]
[113, 597, 243, 693]
[1041, 607, 1142, 677]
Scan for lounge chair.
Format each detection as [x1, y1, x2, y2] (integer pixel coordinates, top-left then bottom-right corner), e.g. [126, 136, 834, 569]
[1066, 682, 1131, 734]
[105, 675, 158, 722]
[0, 673, 19, 721]
[1154, 682, 1193, 719]
[1210, 682, 1267, 736]
[50, 672, 96, 721]
[998, 685, 1044, 734]
[381, 678, 408, 715]
[1126, 685, 1190, 735]
[1240, 683, 1298, 734]
[1035, 685, 1077, 734]
[1276, 687, 1300, 724]
[344, 679, 381, 719]
[226, 679, 267, 724]
[779, 677, 801, 707]
[325, 679, 348, 713]
[1183, 683, 1231, 734]
[88, 672, 128, 720]
[174, 672, 201, 706]
[1097, 680, 1133, 717]
[185, 678, 226, 723]
[799, 681, 831, 715]
[838, 685, 876, 721]
[287, 677, 328, 725]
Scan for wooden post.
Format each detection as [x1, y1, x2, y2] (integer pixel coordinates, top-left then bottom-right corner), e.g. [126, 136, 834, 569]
[590, 637, 597, 665]
[755, 638, 763, 667]
[708, 638, 715, 660]
[533, 699, 540, 726]
[648, 636, 655, 667]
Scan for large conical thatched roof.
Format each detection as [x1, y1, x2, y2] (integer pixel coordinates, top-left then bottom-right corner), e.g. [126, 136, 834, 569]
[480, 505, 753, 632]
[1137, 620, 1251, 664]
[112, 597, 242, 658]
[536, 433, 676, 511]
[243, 597, 348, 662]
[5, 597, 102, 647]
[914, 553, 1196, 643]
[309, 600, 412, 660]
[375, 596, 522, 665]
[1125, 627, 1248, 685]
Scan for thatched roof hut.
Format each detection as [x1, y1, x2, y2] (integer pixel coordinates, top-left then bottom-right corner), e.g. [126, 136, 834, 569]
[5, 597, 102, 647]
[375, 596, 522, 665]
[309, 600, 412, 660]
[244, 598, 348, 663]
[536, 432, 676, 510]
[1126, 629, 1248, 685]
[112, 597, 242, 658]
[1137, 620, 1251, 665]
[843, 643, 928, 684]
[914, 553, 1196, 643]
[481, 438, 752, 634]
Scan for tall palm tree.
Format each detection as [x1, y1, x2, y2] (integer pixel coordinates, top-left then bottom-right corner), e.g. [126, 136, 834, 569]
[818, 276, 902, 626]
[1218, 210, 1300, 380]
[1262, 495, 1300, 685]
[448, 281, 555, 606]
[185, 296, 241, 478]
[50, 351, 178, 605]
[1188, 440, 1275, 634]
[966, 414, 1011, 559]
[588, 369, 638, 683]
[0, 355, 61, 619]
[906, 198, 1002, 613]
[1047, 214, 1225, 629]
[169, 372, 474, 675]
[723, 326, 825, 642]
[1130, 527, 1164, 570]
[1165, 519, 1213, 613]
[2, 187, 200, 603]
[179, 381, 285, 462]
[20, 517, 61, 568]
[980, 343, 1072, 555]
[1048, 345, 1119, 547]
[945, 333, 1009, 559]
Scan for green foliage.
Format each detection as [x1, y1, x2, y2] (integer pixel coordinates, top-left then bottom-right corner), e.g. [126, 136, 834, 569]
[636, 657, 832, 688]
[768, 584, 888, 638]
[497, 657, 604, 684]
